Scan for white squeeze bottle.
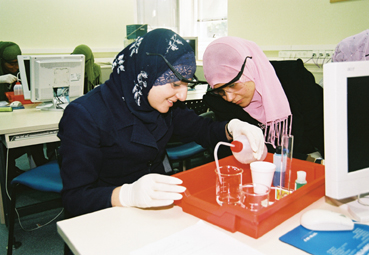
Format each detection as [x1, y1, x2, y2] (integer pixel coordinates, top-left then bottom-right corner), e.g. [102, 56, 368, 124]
[230, 135, 268, 164]
[13, 81, 23, 96]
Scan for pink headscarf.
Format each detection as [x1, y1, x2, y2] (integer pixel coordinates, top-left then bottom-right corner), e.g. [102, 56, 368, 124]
[203, 37, 291, 147]
[332, 29, 369, 62]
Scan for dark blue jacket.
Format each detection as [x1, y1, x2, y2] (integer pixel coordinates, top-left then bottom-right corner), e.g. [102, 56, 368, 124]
[58, 83, 228, 216]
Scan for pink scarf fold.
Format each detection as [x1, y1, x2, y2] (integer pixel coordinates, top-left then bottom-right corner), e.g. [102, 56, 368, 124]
[203, 37, 292, 147]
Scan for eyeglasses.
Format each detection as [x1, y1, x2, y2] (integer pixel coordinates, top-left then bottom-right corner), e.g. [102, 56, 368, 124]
[207, 56, 252, 96]
[146, 52, 207, 88]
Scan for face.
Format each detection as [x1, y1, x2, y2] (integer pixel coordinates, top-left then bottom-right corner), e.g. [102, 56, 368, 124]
[148, 81, 188, 113]
[213, 81, 256, 108]
[3, 59, 19, 74]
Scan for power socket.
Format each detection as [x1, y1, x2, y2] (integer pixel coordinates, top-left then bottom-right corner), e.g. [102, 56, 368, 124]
[311, 50, 319, 58]
[325, 50, 334, 58]
[279, 51, 291, 58]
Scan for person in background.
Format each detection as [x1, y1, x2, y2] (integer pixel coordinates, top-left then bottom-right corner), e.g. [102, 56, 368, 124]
[202, 37, 324, 160]
[0, 41, 48, 177]
[58, 29, 265, 217]
[0, 41, 21, 101]
[72, 44, 101, 94]
[332, 29, 369, 62]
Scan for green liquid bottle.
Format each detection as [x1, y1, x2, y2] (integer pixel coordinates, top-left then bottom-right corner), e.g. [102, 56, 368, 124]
[295, 171, 307, 189]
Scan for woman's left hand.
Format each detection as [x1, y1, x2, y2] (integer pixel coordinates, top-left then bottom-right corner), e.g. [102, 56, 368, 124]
[227, 119, 265, 160]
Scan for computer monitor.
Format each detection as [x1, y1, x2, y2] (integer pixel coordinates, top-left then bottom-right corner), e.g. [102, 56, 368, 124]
[324, 60, 369, 221]
[18, 54, 85, 109]
[183, 37, 198, 60]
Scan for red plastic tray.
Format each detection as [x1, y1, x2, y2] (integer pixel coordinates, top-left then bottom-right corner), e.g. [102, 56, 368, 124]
[5, 92, 33, 104]
[174, 153, 325, 239]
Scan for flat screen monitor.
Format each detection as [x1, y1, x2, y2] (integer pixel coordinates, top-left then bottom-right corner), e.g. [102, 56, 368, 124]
[324, 60, 369, 221]
[18, 54, 85, 109]
[183, 37, 198, 60]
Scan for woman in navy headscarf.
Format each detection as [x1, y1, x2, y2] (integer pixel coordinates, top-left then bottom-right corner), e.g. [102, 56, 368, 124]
[58, 29, 265, 216]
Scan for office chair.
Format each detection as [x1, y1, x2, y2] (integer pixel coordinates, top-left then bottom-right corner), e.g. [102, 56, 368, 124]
[166, 110, 216, 172]
[6, 160, 63, 255]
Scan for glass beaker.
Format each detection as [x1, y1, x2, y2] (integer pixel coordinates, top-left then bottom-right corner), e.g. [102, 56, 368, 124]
[215, 165, 243, 206]
[240, 183, 270, 212]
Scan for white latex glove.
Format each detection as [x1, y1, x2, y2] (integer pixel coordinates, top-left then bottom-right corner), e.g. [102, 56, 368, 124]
[227, 119, 265, 160]
[119, 173, 186, 208]
[0, 74, 17, 84]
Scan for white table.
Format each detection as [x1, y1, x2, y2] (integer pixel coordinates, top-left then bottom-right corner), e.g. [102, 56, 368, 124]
[57, 197, 347, 255]
[0, 104, 63, 224]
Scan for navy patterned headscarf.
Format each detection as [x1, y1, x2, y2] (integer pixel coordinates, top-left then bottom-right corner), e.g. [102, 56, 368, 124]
[106, 29, 196, 137]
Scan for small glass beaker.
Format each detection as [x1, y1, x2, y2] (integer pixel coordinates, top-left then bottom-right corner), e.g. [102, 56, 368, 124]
[240, 183, 270, 212]
[215, 166, 243, 206]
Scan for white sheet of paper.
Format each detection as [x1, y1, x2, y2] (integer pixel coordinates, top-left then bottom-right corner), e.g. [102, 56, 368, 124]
[130, 220, 264, 255]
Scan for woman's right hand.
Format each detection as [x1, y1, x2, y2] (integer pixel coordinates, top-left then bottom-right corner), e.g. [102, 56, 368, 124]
[227, 119, 265, 160]
[118, 174, 186, 208]
[0, 74, 17, 84]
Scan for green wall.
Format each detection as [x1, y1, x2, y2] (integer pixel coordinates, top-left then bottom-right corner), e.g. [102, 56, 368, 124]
[0, 0, 135, 57]
[1, 0, 367, 77]
[2, 0, 368, 53]
[228, 0, 369, 47]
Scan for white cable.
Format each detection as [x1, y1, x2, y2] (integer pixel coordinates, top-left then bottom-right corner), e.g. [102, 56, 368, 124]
[6, 144, 64, 231]
[16, 208, 64, 231]
[5, 147, 11, 200]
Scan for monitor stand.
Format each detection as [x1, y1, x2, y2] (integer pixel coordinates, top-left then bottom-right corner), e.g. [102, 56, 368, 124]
[36, 93, 70, 111]
[347, 195, 369, 222]
[326, 195, 369, 222]
[36, 101, 68, 111]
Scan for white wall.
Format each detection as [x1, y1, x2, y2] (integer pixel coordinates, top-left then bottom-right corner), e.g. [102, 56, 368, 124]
[228, 0, 369, 48]
[2, 0, 367, 54]
[228, 0, 369, 83]
[2, 0, 368, 82]
[0, 0, 135, 57]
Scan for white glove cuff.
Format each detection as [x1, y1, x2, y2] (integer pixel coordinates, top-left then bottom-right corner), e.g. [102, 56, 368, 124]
[119, 183, 132, 207]
[226, 123, 233, 139]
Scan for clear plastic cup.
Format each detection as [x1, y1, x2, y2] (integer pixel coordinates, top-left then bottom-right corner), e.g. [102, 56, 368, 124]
[215, 165, 243, 206]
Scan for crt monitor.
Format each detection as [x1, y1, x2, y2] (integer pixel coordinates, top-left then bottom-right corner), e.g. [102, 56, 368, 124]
[324, 60, 369, 221]
[183, 37, 198, 60]
[18, 54, 85, 108]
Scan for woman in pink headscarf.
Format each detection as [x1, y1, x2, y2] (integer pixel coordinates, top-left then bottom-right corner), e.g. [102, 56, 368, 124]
[203, 37, 324, 160]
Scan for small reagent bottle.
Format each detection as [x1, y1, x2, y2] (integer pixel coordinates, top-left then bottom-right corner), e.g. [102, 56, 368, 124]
[14, 81, 23, 96]
[272, 146, 284, 186]
[295, 171, 307, 189]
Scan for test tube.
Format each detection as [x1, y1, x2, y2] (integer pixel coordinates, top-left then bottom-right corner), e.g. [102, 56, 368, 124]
[277, 135, 294, 199]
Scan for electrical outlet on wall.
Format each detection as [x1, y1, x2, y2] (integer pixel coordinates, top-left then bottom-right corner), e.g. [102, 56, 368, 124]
[278, 51, 291, 58]
[311, 50, 319, 58]
[325, 50, 334, 58]
[318, 50, 325, 58]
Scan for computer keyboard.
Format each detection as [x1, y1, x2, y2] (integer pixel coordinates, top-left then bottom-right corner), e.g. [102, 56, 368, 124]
[10, 130, 58, 141]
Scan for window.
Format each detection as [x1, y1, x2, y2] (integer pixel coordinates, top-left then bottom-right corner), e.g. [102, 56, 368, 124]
[136, 0, 179, 33]
[136, 0, 228, 60]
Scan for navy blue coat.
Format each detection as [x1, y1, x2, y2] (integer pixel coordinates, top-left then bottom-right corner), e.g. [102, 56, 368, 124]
[58, 83, 228, 216]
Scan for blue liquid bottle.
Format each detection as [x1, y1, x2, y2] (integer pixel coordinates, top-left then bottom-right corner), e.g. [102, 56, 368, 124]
[272, 146, 285, 186]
